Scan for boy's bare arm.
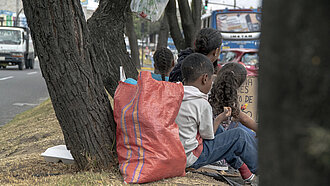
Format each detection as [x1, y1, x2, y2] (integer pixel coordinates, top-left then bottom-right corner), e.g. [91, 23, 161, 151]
[238, 111, 258, 132]
[213, 107, 232, 134]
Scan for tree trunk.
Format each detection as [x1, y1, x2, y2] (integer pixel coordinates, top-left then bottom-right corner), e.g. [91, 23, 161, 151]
[87, 0, 138, 97]
[165, 0, 185, 51]
[177, 0, 195, 48]
[259, 1, 330, 185]
[22, 0, 118, 169]
[166, 0, 201, 51]
[191, 0, 201, 38]
[126, 9, 141, 70]
[157, 14, 169, 50]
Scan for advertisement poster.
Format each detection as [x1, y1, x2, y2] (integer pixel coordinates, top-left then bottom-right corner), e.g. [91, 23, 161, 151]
[217, 13, 261, 32]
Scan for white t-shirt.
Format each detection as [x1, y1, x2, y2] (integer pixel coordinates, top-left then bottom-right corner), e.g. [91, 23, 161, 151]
[175, 86, 215, 167]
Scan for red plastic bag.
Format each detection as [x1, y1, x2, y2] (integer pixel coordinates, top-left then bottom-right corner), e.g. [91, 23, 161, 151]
[114, 71, 186, 183]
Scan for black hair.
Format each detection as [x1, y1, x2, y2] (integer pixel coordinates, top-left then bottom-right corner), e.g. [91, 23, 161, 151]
[209, 63, 247, 118]
[181, 53, 214, 84]
[153, 47, 174, 81]
[195, 28, 222, 55]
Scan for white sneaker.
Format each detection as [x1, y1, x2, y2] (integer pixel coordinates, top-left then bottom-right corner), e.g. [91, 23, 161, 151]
[244, 174, 258, 186]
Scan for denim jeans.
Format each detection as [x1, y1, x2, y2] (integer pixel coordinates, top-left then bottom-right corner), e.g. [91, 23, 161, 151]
[189, 125, 258, 173]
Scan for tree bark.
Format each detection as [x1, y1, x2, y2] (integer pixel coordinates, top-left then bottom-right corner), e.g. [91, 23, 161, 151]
[157, 14, 169, 50]
[165, 0, 185, 51]
[22, 0, 117, 169]
[87, 0, 138, 97]
[191, 0, 201, 38]
[259, 1, 330, 185]
[177, 0, 195, 48]
[125, 9, 141, 70]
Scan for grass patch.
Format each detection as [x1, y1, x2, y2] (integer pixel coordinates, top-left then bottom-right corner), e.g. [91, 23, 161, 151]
[0, 99, 227, 185]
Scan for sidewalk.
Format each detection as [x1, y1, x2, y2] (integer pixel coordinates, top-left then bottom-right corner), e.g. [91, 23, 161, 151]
[139, 58, 154, 72]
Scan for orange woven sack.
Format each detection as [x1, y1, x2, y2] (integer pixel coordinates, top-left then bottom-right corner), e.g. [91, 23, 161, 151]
[114, 71, 186, 184]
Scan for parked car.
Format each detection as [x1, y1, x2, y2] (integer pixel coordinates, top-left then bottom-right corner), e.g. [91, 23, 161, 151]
[218, 48, 259, 76]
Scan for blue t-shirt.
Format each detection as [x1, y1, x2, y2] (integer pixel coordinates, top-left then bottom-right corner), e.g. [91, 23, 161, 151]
[124, 73, 169, 85]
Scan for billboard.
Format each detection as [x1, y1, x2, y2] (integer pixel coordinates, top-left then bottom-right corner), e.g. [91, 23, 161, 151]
[217, 13, 261, 32]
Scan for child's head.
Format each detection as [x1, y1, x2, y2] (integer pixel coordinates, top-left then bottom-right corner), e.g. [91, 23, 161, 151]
[153, 47, 174, 81]
[194, 28, 222, 63]
[181, 53, 214, 94]
[209, 62, 247, 118]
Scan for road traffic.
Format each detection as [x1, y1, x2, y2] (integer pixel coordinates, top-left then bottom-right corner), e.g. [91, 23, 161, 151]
[0, 60, 49, 126]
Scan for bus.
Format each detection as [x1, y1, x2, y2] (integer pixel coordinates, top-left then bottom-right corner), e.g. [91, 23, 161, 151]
[202, 8, 261, 75]
[201, 8, 261, 50]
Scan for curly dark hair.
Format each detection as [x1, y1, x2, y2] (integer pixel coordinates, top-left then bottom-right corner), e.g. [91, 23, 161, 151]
[153, 47, 174, 81]
[194, 28, 222, 55]
[209, 63, 247, 118]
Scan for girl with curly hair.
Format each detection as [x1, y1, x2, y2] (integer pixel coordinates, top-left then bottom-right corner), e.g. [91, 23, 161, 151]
[209, 62, 258, 132]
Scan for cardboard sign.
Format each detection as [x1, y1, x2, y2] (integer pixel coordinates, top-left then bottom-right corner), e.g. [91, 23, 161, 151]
[238, 76, 258, 122]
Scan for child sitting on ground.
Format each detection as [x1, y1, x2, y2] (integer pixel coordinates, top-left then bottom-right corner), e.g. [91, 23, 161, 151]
[209, 62, 258, 132]
[175, 53, 258, 184]
[125, 47, 174, 84]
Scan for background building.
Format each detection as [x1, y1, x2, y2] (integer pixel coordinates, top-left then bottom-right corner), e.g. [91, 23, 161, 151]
[0, 0, 98, 27]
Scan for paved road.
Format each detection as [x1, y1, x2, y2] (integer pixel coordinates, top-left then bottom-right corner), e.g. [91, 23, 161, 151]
[0, 60, 49, 126]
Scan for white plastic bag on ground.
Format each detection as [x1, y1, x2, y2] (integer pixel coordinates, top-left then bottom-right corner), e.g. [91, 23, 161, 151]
[41, 145, 74, 164]
[130, 0, 169, 22]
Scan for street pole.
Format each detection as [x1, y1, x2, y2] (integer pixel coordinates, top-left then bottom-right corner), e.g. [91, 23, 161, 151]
[141, 21, 144, 67]
[234, 0, 236, 9]
[15, 0, 19, 26]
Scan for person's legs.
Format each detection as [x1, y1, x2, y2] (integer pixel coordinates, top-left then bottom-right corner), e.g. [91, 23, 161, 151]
[190, 127, 258, 173]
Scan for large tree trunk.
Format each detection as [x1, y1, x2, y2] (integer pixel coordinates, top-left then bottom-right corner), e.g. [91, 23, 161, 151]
[87, 0, 138, 97]
[259, 1, 330, 185]
[157, 14, 169, 50]
[191, 0, 201, 38]
[177, 0, 195, 48]
[126, 9, 141, 70]
[166, 0, 201, 51]
[22, 0, 118, 169]
[165, 0, 185, 51]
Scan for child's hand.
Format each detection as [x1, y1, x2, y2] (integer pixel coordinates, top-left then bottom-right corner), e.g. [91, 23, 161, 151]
[215, 107, 232, 123]
[213, 107, 232, 133]
[223, 107, 232, 118]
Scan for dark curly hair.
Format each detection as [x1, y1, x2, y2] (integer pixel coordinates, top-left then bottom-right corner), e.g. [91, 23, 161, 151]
[153, 47, 174, 81]
[195, 28, 222, 55]
[209, 63, 247, 118]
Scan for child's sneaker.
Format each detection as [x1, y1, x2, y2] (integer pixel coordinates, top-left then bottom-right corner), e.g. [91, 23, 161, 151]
[244, 174, 258, 186]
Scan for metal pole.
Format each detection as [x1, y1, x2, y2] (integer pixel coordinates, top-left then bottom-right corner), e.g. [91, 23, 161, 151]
[234, 0, 236, 9]
[15, 0, 19, 26]
[141, 21, 144, 67]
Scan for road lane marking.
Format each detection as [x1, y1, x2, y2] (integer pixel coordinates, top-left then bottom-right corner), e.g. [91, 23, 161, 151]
[39, 97, 49, 101]
[13, 103, 39, 106]
[0, 76, 14, 81]
[27, 72, 38, 75]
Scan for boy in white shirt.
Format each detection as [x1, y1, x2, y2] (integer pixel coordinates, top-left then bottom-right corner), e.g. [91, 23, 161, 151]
[175, 53, 257, 183]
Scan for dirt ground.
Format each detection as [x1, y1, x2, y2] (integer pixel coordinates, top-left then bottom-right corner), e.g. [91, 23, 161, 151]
[0, 99, 230, 185]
